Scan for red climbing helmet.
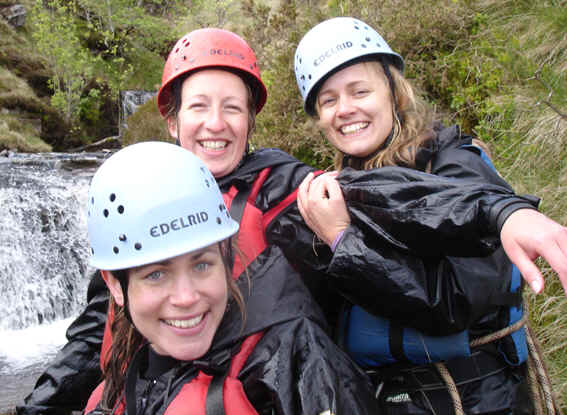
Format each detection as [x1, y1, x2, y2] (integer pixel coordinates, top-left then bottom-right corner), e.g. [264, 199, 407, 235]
[157, 28, 267, 117]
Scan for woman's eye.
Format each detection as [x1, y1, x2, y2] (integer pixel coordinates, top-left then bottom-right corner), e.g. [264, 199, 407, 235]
[189, 102, 206, 110]
[225, 104, 243, 113]
[355, 89, 369, 96]
[145, 270, 163, 281]
[320, 97, 335, 107]
[195, 262, 210, 272]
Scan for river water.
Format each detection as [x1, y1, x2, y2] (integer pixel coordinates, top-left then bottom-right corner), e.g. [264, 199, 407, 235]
[0, 151, 109, 412]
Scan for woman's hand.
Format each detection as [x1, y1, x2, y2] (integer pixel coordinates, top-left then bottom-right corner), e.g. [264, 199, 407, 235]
[297, 171, 351, 247]
[501, 208, 567, 295]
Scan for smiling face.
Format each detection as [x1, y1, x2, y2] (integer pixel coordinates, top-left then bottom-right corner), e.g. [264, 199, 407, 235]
[315, 61, 394, 158]
[168, 69, 251, 178]
[104, 244, 228, 361]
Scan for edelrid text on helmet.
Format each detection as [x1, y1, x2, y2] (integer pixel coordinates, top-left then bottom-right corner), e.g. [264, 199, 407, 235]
[157, 28, 267, 117]
[294, 17, 404, 115]
[87, 141, 239, 271]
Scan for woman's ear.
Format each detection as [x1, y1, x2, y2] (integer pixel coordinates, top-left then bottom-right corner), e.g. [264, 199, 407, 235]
[167, 116, 178, 140]
[101, 270, 125, 307]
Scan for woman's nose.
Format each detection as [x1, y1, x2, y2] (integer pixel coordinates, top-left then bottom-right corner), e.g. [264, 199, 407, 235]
[169, 275, 200, 306]
[336, 95, 355, 116]
[204, 106, 227, 132]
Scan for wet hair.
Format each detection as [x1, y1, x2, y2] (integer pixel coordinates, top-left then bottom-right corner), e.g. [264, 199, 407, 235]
[164, 68, 257, 142]
[314, 60, 436, 171]
[99, 238, 246, 411]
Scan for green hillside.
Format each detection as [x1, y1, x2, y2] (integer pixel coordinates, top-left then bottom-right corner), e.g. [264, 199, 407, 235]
[1, 0, 566, 411]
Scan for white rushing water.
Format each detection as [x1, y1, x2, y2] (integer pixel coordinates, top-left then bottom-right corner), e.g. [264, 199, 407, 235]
[0, 151, 108, 411]
[0, 316, 74, 371]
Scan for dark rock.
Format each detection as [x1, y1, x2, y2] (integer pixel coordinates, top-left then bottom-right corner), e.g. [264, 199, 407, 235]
[0, 4, 26, 27]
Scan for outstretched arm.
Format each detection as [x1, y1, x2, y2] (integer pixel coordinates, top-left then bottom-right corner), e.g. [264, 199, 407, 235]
[298, 168, 567, 297]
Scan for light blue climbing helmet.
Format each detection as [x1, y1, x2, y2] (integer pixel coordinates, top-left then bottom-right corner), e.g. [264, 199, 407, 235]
[87, 141, 239, 270]
[294, 17, 405, 115]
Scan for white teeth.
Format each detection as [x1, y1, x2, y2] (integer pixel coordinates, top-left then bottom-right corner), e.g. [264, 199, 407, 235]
[340, 122, 368, 134]
[201, 140, 227, 149]
[165, 315, 203, 328]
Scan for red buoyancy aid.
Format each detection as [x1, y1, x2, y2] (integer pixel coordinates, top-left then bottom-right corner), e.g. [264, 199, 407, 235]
[85, 332, 264, 414]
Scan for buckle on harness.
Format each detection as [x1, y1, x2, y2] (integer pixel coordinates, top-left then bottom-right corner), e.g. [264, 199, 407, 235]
[194, 341, 242, 375]
[194, 349, 232, 375]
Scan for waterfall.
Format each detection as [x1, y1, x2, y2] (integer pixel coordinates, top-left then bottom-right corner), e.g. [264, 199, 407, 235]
[0, 151, 111, 411]
[0, 151, 108, 330]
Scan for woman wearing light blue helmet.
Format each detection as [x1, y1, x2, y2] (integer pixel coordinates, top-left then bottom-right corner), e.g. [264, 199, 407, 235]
[294, 17, 560, 414]
[83, 141, 380, 415]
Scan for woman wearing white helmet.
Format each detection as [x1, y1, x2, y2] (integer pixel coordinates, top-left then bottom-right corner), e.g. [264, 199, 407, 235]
[82, 141, 379, 415]
[293, 17, 561, 414]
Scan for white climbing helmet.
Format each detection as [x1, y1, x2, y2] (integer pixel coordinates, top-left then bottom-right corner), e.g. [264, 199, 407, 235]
[294, 17, 404, 115]
[87, 141, 238, 270]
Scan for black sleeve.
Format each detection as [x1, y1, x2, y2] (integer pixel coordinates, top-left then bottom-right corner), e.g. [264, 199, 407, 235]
[337, 165, 537, 257]
[17, 271, 108, 415]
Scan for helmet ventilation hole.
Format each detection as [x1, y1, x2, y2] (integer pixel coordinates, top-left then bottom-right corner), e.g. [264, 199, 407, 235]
[135, 243, 142, 250]
[117, 205, 124, 214]
[119, 234, 127, 241]
[103, 209, 109, 218]
[113, 247, 119, 254]
[216, 217, 222, 224]
[109, 193, 116, 202]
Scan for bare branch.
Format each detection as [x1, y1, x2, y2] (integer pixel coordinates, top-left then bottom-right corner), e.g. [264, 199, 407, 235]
[527, 63, 567, 121]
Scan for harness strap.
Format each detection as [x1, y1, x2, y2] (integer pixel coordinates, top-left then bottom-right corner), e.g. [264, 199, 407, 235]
[229, 183, 253, 224]
[388, 322, 409, 363]
[205, 371, 229, 415]
[204, 333, 264, 415]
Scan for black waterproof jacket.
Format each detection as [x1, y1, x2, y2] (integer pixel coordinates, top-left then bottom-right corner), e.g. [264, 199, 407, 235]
[269, 126, 536, 414]
[18, 143, 537, 414]
[85, 244, 379, 415]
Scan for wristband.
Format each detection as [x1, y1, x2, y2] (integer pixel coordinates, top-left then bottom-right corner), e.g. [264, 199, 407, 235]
[331, 230, 345, 252]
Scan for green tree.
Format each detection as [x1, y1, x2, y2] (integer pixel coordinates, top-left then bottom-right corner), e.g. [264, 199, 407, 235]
[30, 0, 95, 124]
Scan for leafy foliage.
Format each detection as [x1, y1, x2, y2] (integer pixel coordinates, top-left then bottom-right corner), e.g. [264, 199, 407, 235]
[30, 0, 95, 124]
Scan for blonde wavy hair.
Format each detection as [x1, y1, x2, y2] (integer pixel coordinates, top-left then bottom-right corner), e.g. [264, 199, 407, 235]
[314, 60, 436, 171]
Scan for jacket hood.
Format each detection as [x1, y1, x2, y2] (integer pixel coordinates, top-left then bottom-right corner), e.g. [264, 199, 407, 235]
[217, 148, 301, 191]
[200, 244, 327, 361]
